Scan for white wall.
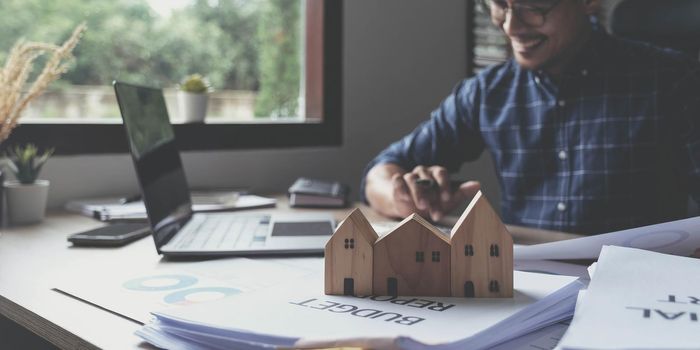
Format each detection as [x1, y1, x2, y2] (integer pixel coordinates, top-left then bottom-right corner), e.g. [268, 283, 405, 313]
[41, 0, 501, 212]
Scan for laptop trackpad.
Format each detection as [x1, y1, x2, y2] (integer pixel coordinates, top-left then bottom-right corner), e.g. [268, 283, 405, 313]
[265, 216, 334, 249]
[271, 221, 334, 237]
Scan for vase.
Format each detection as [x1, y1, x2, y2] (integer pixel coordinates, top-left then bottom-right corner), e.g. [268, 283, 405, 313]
[177, 91, 208, 123]
[4, 179, 50, 225]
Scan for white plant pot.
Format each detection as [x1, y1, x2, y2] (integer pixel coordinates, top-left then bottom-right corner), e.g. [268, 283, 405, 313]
[4, 180, 49, 225]
[177, 91, 208, 123]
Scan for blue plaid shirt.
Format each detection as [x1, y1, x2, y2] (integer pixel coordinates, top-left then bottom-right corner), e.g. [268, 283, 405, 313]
[364, 30, 700, 234]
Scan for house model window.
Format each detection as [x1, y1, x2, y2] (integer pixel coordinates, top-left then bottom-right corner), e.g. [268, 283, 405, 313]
[325, 191, 514, 298]
[344, 238, 355, 249]
[465, 244, 475, 256]
[490, 244, 500, 257]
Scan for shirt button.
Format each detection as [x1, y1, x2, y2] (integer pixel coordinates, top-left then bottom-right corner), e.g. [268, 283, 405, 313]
[534, 76, 541, 84]
[557, 202, 567, 211]
[558, 100, 566, 107]
[558, 150, 568, 160]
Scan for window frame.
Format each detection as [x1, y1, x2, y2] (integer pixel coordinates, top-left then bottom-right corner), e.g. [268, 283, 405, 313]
[4, 0, 342, 155]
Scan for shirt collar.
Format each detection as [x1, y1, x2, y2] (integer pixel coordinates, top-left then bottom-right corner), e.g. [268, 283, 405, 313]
[557, 26, 608, 78]
[523, 26, 609, 94]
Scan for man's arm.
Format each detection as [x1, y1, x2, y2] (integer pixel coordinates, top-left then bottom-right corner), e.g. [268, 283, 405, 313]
[361, 78, 486, 221]
[364, 162, 481, 221]
[364, 163, 413, 219]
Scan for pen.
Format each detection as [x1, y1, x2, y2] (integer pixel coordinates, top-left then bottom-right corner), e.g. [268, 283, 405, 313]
[415, 178, 465, 192]
[414, 178, 438, 189]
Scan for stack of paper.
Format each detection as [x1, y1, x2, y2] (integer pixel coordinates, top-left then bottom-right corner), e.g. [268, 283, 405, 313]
[136, 271, 584, 350]
[515, 216, 700, 260]
[558, 246, 700, 349]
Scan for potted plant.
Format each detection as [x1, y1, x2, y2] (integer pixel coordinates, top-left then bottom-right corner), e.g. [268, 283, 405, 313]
[177, 74, 212, 123]
[0, 23, 85, 225]
[3, 144, 54, 225]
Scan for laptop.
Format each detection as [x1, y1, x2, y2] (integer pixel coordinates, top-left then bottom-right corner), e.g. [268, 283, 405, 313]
[113, 81, 335, 257]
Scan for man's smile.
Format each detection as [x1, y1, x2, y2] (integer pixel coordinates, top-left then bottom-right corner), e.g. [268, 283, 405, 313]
[510, 36, 547, 54]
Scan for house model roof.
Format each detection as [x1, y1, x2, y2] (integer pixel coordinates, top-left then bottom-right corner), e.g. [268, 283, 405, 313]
[450, 190, 484, 240]
[374, 213, 450, 245]
[338, 208, 378, 243]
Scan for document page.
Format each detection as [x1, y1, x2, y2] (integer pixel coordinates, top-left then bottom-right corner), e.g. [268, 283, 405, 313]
[515, 216, 700, 260]
[558, 246, 700, 349]
[55, 257, 319, 323]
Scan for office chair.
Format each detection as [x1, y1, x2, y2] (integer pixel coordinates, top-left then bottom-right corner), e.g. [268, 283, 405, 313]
[609, 0, 700, 60]
[610, 0, 700, 216]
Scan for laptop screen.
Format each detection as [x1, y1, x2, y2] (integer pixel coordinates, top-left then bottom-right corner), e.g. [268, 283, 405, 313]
[114, 82, 192, 250]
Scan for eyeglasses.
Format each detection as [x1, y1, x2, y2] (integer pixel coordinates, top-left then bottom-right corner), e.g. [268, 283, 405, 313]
[479, 0, 565, 28]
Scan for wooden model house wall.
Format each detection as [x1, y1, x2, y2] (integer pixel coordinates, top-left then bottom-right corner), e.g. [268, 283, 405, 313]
[325, 191, 513, 298]
[450, 191, 513, 298]
[372, 214, 451, 297]
[324, 209, 378, 295]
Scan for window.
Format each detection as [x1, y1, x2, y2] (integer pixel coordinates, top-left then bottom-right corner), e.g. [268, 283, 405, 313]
[431, 251, 440, 262]
[490, 244, 500, 257]
[464, 244, 474, 256]
[344, 238, 354, 249]
[5, 0, 342, 154]
[415, 251, 424, 263]
[469, 0, 510, 75]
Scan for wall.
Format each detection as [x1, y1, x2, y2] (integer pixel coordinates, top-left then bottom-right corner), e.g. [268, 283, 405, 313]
[40, 0, 501, 213]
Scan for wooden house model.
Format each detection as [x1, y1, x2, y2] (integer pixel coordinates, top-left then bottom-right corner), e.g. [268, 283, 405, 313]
[450, 191, 513, 298]
[373, 214, 451, 296]
[325, 191, 513, 298]
[324, 208, 378, 295]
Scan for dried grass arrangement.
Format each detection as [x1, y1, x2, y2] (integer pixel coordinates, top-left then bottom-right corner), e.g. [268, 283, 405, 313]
[0, 23, 86, 143]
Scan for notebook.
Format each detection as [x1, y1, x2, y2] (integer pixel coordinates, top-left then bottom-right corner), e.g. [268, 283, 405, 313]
[113, 81, 335, 257]
[288, 177, 349, 208]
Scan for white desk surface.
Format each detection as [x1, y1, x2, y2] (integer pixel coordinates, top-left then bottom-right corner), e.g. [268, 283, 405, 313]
[0, 199, 579, 349]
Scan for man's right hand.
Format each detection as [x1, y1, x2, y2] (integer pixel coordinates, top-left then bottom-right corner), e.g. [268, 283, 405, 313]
[365, 163, 481, 222]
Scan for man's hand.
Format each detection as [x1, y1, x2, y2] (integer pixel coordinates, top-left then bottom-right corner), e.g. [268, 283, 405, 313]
[365, 163, 481, 221]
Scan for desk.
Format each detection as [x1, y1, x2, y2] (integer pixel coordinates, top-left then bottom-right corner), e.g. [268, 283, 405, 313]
[0, 198, 580, 349]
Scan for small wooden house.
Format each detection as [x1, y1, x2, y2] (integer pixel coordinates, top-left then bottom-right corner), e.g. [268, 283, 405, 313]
[324, 208, 378, 295]
[450, 191, 513, 297]
[372, 214, 451, 296]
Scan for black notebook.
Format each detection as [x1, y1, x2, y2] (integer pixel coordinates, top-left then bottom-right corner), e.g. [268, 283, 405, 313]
[288, 177, 350, 208]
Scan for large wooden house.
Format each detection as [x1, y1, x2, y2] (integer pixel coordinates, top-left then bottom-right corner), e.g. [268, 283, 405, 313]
[325, 191, 513, 298]
[450, 191, 513, 298]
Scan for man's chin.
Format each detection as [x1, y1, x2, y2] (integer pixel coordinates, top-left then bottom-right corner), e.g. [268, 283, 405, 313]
[513, 56, 545, 71]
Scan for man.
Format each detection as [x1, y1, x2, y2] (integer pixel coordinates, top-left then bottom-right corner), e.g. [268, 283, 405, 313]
[362, 0, 700, 234]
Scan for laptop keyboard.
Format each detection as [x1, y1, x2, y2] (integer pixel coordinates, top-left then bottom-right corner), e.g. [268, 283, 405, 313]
[171, 214, 271, 250]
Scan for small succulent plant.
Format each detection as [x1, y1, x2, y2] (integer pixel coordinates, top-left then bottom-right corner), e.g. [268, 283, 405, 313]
[5, 144, 54, 184]
[179, 74, 212, 94]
